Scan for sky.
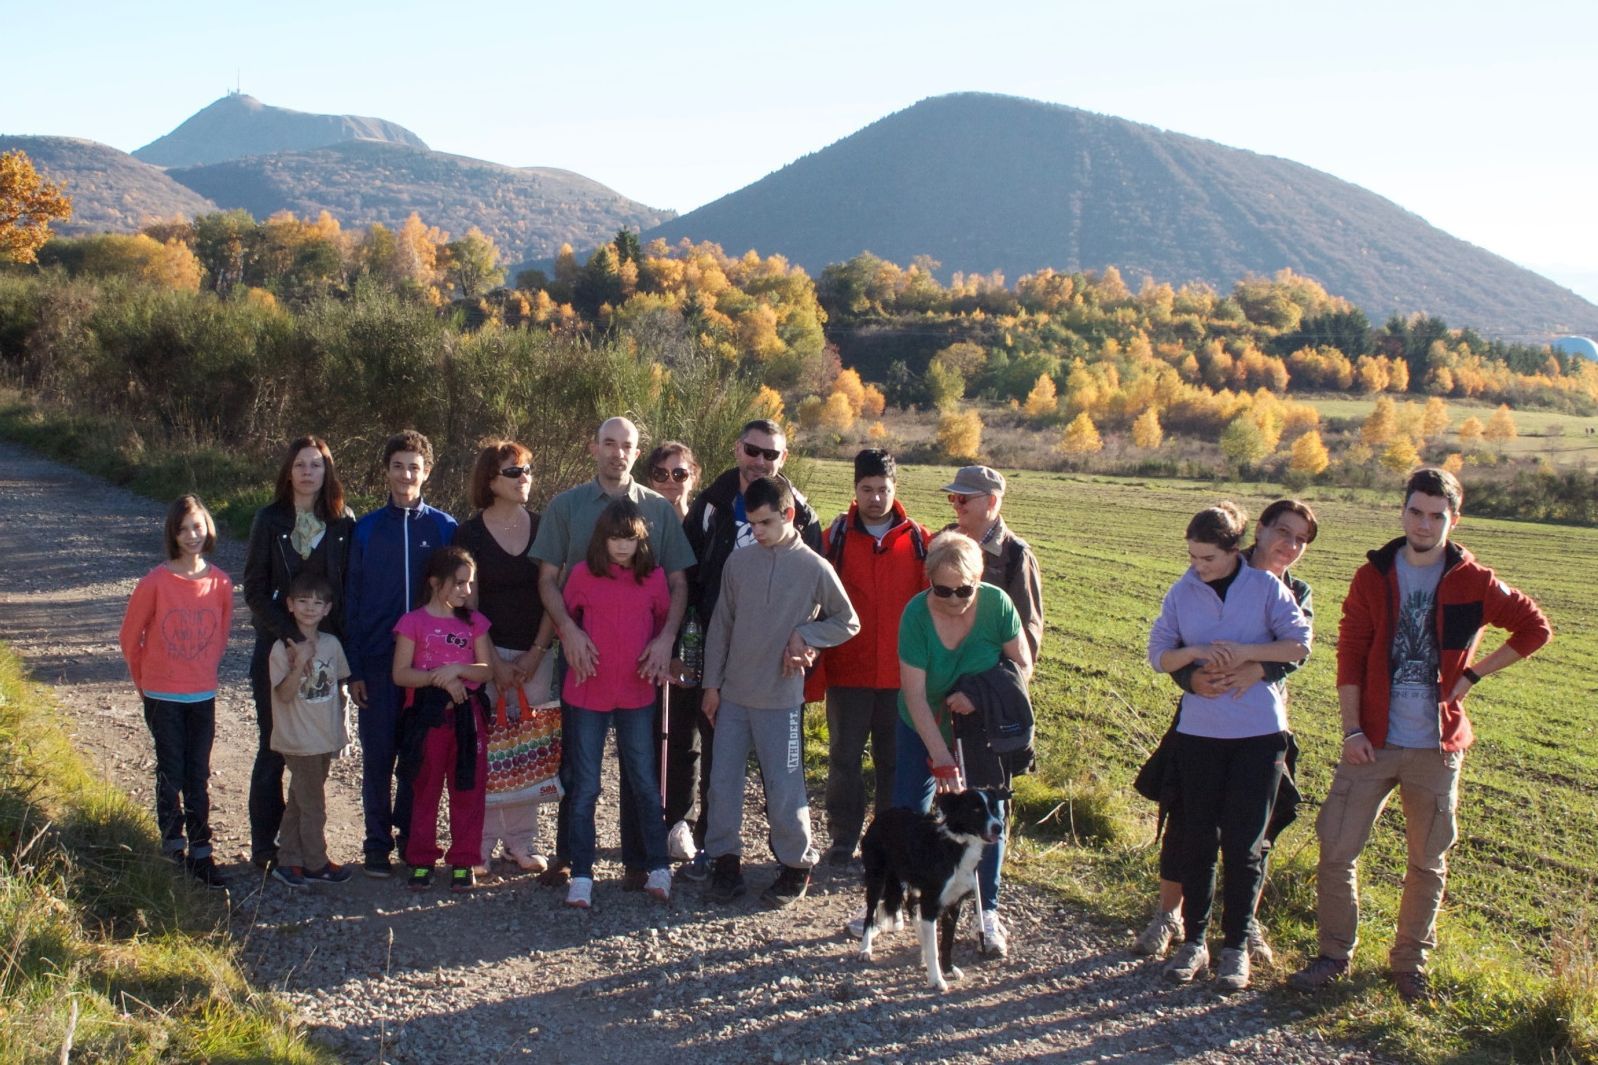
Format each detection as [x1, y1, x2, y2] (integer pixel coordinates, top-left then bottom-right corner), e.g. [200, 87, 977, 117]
[4, 0, 1595, 305]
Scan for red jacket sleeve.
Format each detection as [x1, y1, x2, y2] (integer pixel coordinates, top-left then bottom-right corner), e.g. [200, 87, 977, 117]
[1483, 573, 1552, 658]
[1335, 566, 1379, 688]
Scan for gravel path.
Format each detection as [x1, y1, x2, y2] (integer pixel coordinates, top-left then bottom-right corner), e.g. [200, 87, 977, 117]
[0, 440, 1391, 1064]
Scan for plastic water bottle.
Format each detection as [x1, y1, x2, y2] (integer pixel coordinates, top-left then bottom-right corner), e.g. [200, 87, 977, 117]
[679, 610, 704, 682]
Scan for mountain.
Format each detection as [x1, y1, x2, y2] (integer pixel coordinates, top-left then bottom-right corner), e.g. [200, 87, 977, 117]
[0, 136, 218, 233]
[644, 93, 1598, 339]
[165, 140, 674, 263]
[133, 93, 428, 168]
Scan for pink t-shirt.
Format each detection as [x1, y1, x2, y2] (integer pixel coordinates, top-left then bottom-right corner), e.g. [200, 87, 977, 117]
[562, 563, 670, 712]
[393, 607, 491, 687]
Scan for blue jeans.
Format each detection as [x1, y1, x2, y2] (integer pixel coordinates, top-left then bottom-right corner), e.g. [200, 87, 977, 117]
[566, 704, 668, 878]
[142, 697, 215, 859]
[357, 653, 414, 860]
[893, 716, 1005, 912]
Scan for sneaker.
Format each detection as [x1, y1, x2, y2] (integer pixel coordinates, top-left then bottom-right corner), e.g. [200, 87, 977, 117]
[1391, 970, 1433, 1005]
[510, 852, 549, 874]
[645, 868, 672, 901]
[1165, 940, 1210, 983]
[708, 855, 746, 903]
[1132, 909, 1183, 957]
[667, 820, 697, 862]
[980, 910, 1010, 958]
[621, 867, 649, 892]
[760, 865, 811, 908]
[566, 876, 593, 909]
[252, 852, 277, 873]
[846, 903, 870, 939]
[362, 855, 393, 879]
[1288, 955, 1349, 992]
[679, 851, 710, 882]
[449, 866, 475, 893]
[408, 865, 433, 892]
[1215, 947, 1250, 990]
[184, 855, 229, 890]
[271, 865, 309, 890]
[302, 862, 352, 884]
[1244, 918, 1275, 967]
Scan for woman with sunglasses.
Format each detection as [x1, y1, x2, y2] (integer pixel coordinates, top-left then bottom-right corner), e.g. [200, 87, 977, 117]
[892, 531, 1033, 957]
[454, 440, 555, 876]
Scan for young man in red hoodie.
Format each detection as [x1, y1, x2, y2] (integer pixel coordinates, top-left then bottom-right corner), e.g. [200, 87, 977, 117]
[1290, 467, 1551, 1004]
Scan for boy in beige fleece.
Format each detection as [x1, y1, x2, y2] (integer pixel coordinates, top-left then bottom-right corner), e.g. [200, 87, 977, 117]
[701, 477, 858, 907]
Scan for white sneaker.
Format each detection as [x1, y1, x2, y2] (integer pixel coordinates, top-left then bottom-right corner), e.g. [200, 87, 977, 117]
[666, 820, 696, 863]
[1132, 909, 1183, 957]
[645, 868, 672, 901]
[565, 876, 593, 909]
[846, 903, 870, 939]
[1215, 946, 1250, 990]
[1245, 919, 1275, 966]
[1165, 940, 1210, 983]
[979, 910, 1009, 958]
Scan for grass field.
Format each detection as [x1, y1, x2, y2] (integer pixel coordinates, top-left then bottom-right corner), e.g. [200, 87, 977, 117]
[799, 458, 1598, 1062]
[1304, 394, 1598, 468]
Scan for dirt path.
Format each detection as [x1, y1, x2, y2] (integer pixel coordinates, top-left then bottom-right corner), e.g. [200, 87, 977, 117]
[0, 440, 1388, 1064]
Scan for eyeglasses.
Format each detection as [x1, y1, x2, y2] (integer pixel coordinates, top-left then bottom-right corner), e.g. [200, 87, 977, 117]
[500, 465, 531, 479]
[650, 467, 692, 484]
[931, 583, 976, 599]
[742, 442, 782, 462]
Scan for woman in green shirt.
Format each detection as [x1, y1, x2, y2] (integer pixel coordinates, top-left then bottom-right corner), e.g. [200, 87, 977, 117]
[893, 532, 1032, 958]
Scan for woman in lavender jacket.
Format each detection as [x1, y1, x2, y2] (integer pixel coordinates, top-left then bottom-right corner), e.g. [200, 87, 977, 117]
[1146, 502, 1311, 991]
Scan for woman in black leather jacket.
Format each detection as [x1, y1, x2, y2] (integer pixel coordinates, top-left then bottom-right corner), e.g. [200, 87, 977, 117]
[243, 435, 355, 870]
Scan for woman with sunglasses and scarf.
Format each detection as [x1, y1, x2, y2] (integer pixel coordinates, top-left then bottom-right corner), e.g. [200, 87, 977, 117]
[893, 531, 1033, 957]
[454, 440, 556, 876]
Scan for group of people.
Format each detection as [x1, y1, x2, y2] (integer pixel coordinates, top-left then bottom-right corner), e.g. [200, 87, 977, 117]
[117, 414, 1548, 1000]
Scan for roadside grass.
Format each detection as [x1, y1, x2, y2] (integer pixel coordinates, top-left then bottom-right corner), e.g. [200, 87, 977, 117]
[0, 646, 333, 1063]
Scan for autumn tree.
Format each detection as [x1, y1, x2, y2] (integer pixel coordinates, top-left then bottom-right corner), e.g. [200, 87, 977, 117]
[1484, 404, 1518, 449]
[1361, 396, 1398, 447]
[820, 391, 856, 433]
[936, 409, 983, 462]
[1219, 415, 1270, 467]
[0, 150, 72, 263]
[1059, 411, 1103, 455]
[925, 360, 965, 412]
[1421, 396, 1450, 439]
[1380, 436, 1421, 473]
[442, 226, 505, 300]
[1131, 408, 1163, 450]
[1457, 416, 1485, 451]
[1022, 373, 1059, 418]
[1289, 430, 1330, 477]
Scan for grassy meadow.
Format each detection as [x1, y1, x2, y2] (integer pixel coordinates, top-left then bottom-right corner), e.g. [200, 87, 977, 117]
[800, 458, 1597, 1062]
[1305, 395, 1598, 468]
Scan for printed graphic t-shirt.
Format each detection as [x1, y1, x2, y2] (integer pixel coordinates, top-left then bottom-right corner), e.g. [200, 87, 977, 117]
[268, 632, 351, 756]
[1386, 553, 1444, 748]
[392, 608, 492, 687]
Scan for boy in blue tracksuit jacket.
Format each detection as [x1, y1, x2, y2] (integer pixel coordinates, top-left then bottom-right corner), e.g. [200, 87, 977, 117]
[344, 431, 457, 877]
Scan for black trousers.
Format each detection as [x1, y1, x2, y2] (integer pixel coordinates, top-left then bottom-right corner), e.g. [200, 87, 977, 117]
[247, 635, 286, 863]
[143, 696, 216, 859]
[1172, 730, 1288, 949]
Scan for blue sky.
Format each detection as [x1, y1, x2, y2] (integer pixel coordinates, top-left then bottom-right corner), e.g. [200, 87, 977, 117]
[4, 0, 1595, 303]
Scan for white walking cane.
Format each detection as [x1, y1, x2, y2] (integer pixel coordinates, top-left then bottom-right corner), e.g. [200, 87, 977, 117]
[659, 679, 671, 808]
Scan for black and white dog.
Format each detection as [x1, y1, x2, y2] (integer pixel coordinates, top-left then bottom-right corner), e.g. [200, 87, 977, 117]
[857, 788, 1009, 992]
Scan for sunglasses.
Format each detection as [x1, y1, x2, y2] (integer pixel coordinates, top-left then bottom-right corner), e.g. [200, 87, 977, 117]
[931, 583, 976, 599]
[742, 442, 782, 462]
[947, 493, 980, 505]
[500, 465, 531, 479]
[650, 467, 692, 484]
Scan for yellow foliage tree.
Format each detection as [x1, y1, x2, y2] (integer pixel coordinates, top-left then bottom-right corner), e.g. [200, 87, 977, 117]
[820, 391, 856, 433]
[753, 385, 785, 425]
[1380, 436, 1421, 473]
[1023, 373, 1059, 417]
[867, 421, 889, 442]
[860, 384, 887, 418]
[796, 395, 825, 431]
[832, 367, 867, 415]
[1059, 411, 1103, 455]
[0, 150, 72, 263]
[936, 409, 983, 462]
[1131, 407, 1163, 450]
[1484, 404, 1518, 447]
[1442, 452, 1464, 475]
[1422, 396, 1450, 439]
[1457, 416, 1485, 451]
[1361, 396, 1397, 447]
[1289, 430, 1331, 477]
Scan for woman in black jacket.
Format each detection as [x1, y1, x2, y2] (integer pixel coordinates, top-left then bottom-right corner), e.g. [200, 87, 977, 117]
[244, 435, 355, 870]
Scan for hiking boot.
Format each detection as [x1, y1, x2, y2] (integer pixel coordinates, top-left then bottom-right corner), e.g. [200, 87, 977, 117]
[566, 876, 593, 909]
[645, 868, 672, 901]
[449, 866, 475, 893]
[620, 867, 649, 892]
[708, 855, 746, 903]
[1215, 947, 1250, 991]
[1244, 918, 1275, 966]
[408, 865, 433, 892]
[184, 855, 229, 890]
[302, 862, 352, 884]
[362, 855, 393, 879]
[271, 865, 309, 890]
[1288, 955, 1349, 992]
[667, 820, 697, 862]
[978, 909, 1010, 957]
[1132, 909, 1183, 957]
[760, 865, 811, 908]
[678, 851, 710, 882]
[1165, 940, 1210, 983]
[1391, 970, 1433, 1005]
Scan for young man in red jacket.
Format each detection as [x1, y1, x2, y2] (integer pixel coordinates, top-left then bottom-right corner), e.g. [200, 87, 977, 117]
[811, 449, 930, 867]
[1290, 467, 1551, 1004]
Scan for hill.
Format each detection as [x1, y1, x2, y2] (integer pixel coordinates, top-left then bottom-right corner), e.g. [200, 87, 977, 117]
[133, 92, 428, 167]
[0, 136, 218, 233]
[643, 93, 1598, 339]
[166, 140, 674, 262]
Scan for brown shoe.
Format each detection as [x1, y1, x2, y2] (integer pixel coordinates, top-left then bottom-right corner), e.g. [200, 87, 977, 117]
[1391, 970, 1433, 1005]
[535, 861, 571, 889]
[621, 867, 649, 892]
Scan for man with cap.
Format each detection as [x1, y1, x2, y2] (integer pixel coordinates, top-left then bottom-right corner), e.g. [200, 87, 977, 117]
[943, 465, 1044, 660]
[807, 449, 930, 867]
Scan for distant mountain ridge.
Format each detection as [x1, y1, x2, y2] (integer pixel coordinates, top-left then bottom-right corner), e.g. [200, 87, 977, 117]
[133, 93, 427, 168]
[0, 136, 218, 233]
[643, 93, 1598, 339]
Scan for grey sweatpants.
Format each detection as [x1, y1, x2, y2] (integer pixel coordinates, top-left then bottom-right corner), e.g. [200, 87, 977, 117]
[704, 699, 818, 869]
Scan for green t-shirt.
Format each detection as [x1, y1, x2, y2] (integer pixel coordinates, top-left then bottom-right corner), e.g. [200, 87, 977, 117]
[529, 477, 696, 578]
[897, 583, 1022, 743]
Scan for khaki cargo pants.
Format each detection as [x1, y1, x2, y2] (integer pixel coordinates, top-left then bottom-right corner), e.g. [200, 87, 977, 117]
[1314, 746, 1463, 973]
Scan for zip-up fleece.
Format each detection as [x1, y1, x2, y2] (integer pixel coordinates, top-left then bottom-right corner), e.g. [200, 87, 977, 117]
[702, 530, 859, 710]
[812, 500, 929, 692]
[1336, 536, 1551, 752]
[343, 499, 456, 681]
